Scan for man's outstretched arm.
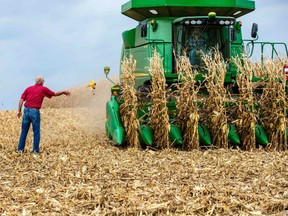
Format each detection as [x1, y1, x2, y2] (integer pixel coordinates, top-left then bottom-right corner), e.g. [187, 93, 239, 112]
[54, 90, 71, 97]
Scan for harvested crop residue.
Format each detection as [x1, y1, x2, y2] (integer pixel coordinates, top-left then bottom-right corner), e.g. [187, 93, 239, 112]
[0, 78, 287, 215]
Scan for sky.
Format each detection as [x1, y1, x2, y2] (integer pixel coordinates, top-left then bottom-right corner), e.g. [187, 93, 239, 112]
[0, 0, 287, 110]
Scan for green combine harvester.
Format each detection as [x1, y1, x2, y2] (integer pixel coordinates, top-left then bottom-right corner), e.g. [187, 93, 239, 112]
[105, 0, 288, 148]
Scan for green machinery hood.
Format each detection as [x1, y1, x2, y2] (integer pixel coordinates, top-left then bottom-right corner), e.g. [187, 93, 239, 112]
[122, 0, 255, 21]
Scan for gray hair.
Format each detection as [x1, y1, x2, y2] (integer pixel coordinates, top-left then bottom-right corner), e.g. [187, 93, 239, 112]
[35, 76, 44, 84]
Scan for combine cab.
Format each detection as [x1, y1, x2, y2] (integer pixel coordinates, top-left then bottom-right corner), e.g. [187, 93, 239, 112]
[105, 0, 288, 149]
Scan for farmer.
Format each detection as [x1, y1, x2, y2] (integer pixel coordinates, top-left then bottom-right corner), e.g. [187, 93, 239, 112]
[17, 76, 71, 153]
[186, 27, 209, 66]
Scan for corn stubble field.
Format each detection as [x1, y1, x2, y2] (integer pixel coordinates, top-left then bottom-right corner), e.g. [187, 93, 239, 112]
[1, 55, 288, 215]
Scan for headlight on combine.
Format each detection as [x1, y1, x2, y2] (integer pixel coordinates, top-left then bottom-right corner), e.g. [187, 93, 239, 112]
[187, 20, 203, 25]
[219, 20, 234, 25]
[191, 20, 197, 25]
[180, 17, 235, 26]
[111, 85, 121, 96]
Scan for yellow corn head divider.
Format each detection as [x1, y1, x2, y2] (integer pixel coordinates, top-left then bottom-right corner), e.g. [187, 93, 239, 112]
[105, 0, 288, 150]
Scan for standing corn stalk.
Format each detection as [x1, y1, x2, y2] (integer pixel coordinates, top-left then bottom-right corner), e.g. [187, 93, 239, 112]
[203, 49, 228, 148]
[120, 54, 140, 148]
[176, 55, 200, 150]
[148, 50, 170, 149]
[233, 57, 256, 151]
[259, 59, 287, 151]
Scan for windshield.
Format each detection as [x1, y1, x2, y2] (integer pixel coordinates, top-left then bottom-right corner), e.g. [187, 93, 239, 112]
[174, 26, 226, 67]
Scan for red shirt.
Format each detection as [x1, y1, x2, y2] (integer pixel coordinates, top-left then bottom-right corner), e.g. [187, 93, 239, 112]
[21, 84, 55, 109]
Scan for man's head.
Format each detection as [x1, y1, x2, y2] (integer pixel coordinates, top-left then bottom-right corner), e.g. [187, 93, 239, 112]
[194, 27, 201, 35]
[35, 76, 45, 85]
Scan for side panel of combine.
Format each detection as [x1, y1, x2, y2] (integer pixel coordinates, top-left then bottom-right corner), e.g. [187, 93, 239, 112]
[121, 18, 174, 89]
[106, 96, 125, 145]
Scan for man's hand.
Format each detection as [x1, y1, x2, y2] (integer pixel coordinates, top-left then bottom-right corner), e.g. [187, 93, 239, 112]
[63, 90, 71, 96]
[18, 99, 24, 118]
[17, 112, 22, 118]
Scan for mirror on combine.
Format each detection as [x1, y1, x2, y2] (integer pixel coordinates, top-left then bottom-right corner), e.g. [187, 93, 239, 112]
[251, 23, 258, 38]
[140, 21, 148, 37]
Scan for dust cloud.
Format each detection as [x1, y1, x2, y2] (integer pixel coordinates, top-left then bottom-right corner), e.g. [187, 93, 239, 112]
[42, 75, 119, 134]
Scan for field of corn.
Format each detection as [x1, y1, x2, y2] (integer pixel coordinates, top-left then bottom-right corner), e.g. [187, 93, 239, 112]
[1, 53, 288, 215]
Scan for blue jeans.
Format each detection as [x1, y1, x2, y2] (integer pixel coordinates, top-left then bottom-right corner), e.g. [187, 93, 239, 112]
[18, 107, 41, 153]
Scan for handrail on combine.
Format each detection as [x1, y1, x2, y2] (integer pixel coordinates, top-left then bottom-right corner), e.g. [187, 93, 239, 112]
[244, 40, 288, 61]
[147, 39, 166, 59]
[146, 39, 171, 72]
